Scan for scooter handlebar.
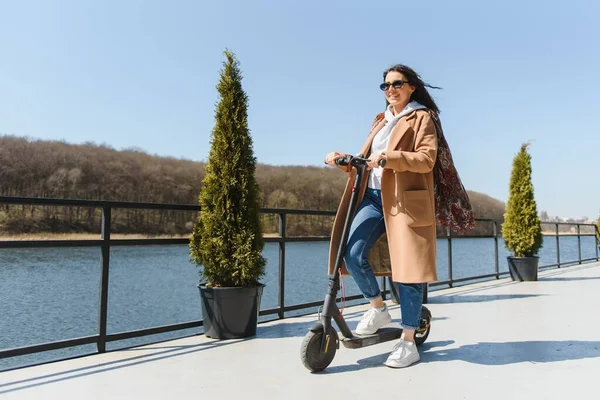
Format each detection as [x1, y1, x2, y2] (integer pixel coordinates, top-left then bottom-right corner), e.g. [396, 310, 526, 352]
[335, 154, 386, 168]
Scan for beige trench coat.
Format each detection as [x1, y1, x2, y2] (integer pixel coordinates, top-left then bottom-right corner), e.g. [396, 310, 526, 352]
[327, 109, 438, 283]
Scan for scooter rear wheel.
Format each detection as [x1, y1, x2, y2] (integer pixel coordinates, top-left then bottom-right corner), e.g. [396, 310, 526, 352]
[300, 328, 339, 372]
[415, 307, 432, 345]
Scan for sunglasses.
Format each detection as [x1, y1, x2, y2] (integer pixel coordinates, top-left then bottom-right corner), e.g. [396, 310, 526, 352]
[379, 80, 409, 91]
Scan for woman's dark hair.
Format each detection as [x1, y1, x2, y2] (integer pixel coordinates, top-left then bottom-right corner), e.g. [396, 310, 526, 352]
[383, 64, 442, 114]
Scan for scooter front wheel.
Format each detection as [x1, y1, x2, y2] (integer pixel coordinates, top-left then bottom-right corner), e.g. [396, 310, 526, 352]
[300, 328, 339, 372]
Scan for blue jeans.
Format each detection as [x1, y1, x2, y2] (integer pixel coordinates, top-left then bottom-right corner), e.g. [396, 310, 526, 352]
[344, 188, 424, 330]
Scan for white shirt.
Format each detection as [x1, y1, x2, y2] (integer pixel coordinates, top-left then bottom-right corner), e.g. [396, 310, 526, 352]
[368, 101, 427, 189]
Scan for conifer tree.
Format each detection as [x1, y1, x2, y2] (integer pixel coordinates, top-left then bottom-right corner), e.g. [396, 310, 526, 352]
[189, 50, 265, 287]
[502, 142, 543, 257]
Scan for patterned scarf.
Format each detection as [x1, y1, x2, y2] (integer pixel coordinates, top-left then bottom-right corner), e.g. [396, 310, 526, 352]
[427, 110, 476, 234]
[371, 109, 476, 234]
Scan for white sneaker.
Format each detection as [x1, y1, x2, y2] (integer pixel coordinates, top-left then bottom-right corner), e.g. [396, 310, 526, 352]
[355, 305, 392, 335]
[384, 339, 420, 368]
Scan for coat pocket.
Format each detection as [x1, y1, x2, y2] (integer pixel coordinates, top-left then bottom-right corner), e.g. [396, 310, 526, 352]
[403, 190, 433, 227]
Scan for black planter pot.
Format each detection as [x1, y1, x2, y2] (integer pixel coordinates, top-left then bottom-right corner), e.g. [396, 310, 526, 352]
[507, 256, 539, 281]
[199, 283, 265, 339]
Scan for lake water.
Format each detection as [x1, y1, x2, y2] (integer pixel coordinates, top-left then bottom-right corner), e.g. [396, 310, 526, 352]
[0, 236, 597, 371]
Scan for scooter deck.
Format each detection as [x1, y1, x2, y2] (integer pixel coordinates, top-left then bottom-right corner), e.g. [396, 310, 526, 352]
[340, 327, 403, 349]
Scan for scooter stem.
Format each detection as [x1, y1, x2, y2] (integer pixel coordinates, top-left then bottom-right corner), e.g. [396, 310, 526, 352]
[320, 159, 367, 340]
[330, 161, 366, 282]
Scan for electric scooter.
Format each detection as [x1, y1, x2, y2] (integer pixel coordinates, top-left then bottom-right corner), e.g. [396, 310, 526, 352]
[300, 154, 432, 372]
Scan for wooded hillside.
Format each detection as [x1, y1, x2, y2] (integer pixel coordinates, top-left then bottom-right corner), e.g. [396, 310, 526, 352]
[0, 135, 506, 237]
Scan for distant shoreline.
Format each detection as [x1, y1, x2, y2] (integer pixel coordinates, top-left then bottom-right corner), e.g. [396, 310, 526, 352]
[0, 232, 282, 241]
[0, 231, 591, 241]
[541, 230, 596, 236]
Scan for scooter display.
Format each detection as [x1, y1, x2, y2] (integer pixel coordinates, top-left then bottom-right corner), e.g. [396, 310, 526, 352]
[300, 154, 432, 372]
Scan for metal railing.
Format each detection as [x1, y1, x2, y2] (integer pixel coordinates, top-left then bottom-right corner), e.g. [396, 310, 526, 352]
[427, 219, 600, 292]
[1, 196, 598, 362]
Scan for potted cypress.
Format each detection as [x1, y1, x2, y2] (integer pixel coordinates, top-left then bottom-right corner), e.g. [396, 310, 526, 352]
[189, 50, 266, 339]
[501, 142, 543, 281]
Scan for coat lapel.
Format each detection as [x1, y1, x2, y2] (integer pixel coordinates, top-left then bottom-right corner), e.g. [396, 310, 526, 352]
[386, 111, 417, 152]
[359, 109, 418, 157]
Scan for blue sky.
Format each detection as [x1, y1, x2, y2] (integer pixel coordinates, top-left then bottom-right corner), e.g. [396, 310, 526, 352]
[1, 0, 598, 219]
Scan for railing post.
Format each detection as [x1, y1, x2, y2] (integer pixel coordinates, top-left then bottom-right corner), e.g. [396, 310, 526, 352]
[447, 227, 453, 287]
[381, 276, 386, 301]
[278, 213, 286, 319]
[577, 224, 582, 264]
[594, 225, 600, 261]
[493, 221, 499, 279]
[556, 223, 560, 268]
[98, 206, 111, 353]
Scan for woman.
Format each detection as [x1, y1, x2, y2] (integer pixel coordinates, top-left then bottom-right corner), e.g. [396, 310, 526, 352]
[325, 64, 474, 368]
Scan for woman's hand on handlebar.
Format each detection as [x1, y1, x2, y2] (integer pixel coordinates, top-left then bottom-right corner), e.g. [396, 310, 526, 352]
[324, 151, 345, 167]
[367, 153, 386, 169]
